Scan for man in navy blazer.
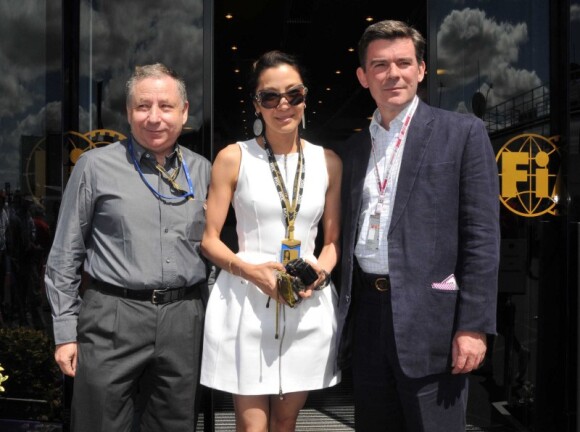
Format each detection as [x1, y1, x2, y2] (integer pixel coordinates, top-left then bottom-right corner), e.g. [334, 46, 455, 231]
[336, 20, 500, 431]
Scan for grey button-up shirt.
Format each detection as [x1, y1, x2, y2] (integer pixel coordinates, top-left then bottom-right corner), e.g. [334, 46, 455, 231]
[45, 139, 211, 345]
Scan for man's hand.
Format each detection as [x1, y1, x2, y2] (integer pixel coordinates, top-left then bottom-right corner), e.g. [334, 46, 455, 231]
[451, 331, 486, 374]
[55, 342, 78, 377]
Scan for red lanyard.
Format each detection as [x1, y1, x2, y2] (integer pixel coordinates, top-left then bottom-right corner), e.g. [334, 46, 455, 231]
[370, 98, 418, 212]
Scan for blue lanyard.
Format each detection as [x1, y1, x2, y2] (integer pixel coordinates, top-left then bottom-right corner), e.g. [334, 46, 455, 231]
[127, 136, 195, 201]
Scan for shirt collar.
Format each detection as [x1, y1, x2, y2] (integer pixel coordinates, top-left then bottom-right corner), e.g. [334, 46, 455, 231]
[130, 136, 178, 168]
[369, 95, 418, 140]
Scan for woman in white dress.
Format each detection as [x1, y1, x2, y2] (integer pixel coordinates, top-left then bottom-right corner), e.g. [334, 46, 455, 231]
[200, 50, 342, 431]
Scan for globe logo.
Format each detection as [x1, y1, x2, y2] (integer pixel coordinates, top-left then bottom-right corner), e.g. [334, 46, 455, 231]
[66, 129, 128, 164]
[25, 129, 127, 205]
[496, 133, 560, 217]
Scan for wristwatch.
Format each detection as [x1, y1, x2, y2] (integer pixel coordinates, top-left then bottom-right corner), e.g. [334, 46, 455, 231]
[315, 270, 331, 290]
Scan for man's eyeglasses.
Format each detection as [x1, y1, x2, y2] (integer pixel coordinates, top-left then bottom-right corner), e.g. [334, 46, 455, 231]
[254, 86, 308, 109]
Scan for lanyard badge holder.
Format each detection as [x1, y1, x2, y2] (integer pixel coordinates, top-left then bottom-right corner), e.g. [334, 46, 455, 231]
[262, 135, 305, 266]
[279, 221, 302, 308]
[281, 225, 301, 265]
[263, 135, 305, 337]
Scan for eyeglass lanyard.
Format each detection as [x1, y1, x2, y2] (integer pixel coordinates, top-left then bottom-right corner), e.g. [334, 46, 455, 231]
[263, 135, 305, 241]
[127, 136, 195, 201]
[371, 97, 418, 215]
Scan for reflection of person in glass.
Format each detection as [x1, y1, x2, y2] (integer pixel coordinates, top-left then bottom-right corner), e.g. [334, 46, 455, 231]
[336, 21, 500, 431]
[44, 64, 211, 432]
[200, 51, 342, 431]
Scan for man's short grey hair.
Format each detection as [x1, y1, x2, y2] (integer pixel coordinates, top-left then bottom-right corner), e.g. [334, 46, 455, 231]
[358, 20, 426, 69]
[125, 63, 187, 107]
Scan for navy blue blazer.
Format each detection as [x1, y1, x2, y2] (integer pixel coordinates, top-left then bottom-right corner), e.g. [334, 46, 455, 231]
[336, 100, 500, 378]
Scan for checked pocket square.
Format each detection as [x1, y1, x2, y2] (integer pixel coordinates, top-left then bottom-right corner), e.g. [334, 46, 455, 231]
[431, 274, 458, 291]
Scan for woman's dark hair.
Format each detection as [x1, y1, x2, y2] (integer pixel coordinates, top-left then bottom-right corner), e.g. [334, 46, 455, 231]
[248, 50, 306, 95]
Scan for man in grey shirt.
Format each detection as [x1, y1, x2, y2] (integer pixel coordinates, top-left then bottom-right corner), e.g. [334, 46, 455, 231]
[45, 63, 211, 432]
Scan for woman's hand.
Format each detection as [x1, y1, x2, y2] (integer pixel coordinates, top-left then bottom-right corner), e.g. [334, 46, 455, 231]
[242, 261, 285, 301]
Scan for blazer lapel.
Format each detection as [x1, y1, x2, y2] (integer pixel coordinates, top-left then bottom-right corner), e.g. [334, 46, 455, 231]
[342, 129, 372, 244]
[350, 129, 371, 222]
[389, 101, 434, 233]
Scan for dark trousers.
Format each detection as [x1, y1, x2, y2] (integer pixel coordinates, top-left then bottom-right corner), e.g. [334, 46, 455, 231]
[352, 269, 468, 432]
[71, 287, 204, 432]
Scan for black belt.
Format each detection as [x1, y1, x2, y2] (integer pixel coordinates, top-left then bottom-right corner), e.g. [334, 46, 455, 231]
[359, 270, 391, 292]
[92, 280, 202, 304]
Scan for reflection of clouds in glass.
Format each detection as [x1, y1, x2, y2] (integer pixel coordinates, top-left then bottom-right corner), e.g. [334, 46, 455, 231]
[0, 1, 60, 117]
[437, 8, 541, 106]
[0, 100, 95, 188]
[0, 102, 61, 188]
[571, 4, 580, 22]
[19, 102, 62, 136]
[1, 1, 204, 130]
[484, 64, 542, 106]
[0, 74, 36, 118]
[80, 0, 204, 131]
[0, 0, 205, 187]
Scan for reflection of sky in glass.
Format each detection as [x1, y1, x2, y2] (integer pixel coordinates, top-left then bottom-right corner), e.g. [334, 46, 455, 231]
[78, 0, 204, 134]
[0, 1, 52, 189]
[0, 0, 203, 189]
[432, 0, 549, 113]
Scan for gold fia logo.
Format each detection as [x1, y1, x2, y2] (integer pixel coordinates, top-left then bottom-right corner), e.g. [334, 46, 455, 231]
[66, 129, 128, 164]
[496, 133, 561, 217]
[25, 129, 127, 205]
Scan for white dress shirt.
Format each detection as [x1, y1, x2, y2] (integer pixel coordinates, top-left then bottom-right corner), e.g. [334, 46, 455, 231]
[355, 96, 419, 274]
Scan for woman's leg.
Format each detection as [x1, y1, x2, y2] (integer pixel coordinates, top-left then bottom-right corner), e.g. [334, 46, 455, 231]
[233, 394, 270, 432]
[269, 391, 308, 432]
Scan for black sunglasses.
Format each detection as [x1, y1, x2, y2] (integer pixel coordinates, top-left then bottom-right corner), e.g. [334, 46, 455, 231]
[254, 86, 308, 109]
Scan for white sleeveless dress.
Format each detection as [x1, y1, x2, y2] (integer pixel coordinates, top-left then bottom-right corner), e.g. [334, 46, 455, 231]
[200, 139, 341, 395]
